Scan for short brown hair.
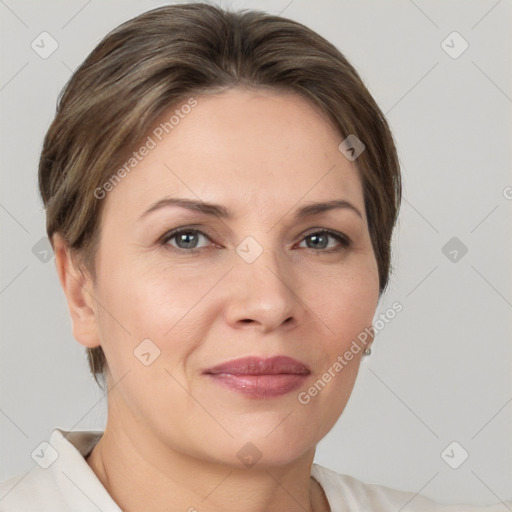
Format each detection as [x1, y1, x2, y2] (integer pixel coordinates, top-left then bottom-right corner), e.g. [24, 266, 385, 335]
[38, 2, 401, 389]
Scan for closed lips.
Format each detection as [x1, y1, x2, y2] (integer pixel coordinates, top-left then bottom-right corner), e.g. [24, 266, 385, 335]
[204, 355, 311, 376]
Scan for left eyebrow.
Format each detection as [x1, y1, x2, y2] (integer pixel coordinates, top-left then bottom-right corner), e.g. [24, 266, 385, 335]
[295, 199, 363, 219]
[140, 197, 362, 220]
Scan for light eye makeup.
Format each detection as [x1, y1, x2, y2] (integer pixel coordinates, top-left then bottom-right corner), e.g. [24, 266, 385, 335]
[157, 226, 352, 256]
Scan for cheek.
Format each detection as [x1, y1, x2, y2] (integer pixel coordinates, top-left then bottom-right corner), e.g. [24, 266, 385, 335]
[300, 255, 378, 399]
[97, 252, 200, 331]
[92, 256, 222, 375]
[305, 256, 379, 340]
[296, 276, 377, 441]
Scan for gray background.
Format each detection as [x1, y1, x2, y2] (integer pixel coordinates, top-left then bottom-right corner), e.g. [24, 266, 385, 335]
[1, 0, 511, 506]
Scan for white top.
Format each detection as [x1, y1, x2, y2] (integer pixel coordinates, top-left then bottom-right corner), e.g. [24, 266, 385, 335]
[0, 428, 509, 512]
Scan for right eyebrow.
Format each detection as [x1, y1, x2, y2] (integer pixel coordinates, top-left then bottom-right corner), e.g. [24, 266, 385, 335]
[140, 198, 231, 219]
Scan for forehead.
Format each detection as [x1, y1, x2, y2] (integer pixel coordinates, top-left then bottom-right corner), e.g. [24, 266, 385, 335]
[103, 88, 364, 219]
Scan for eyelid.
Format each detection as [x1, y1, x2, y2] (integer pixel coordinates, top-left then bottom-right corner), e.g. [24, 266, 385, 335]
[159, 226, 215, 248]
[159, 225, 352, 252]
[299, 227, 351, 247]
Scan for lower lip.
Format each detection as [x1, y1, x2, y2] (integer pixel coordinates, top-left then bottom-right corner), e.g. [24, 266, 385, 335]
[206, 373, 309, 398]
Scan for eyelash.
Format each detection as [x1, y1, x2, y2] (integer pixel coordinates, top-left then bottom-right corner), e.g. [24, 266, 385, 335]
[159, 227, 351, 255]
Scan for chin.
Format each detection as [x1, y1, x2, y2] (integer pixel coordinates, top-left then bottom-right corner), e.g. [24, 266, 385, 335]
[231, 433, 316, 469]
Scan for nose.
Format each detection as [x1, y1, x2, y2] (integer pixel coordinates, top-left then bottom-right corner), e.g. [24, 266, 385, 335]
[223, 246, 303, 334]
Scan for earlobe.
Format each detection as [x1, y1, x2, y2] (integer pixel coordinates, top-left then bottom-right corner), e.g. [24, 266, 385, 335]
[52, 234, 101, 349]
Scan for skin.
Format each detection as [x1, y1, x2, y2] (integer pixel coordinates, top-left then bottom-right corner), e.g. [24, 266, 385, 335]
[54, 88, 380, 512]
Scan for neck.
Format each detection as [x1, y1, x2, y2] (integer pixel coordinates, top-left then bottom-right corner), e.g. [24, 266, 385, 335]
[86, 417, 330, 512]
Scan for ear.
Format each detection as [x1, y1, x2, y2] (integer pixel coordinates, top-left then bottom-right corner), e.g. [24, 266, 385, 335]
[53, 234, 101, 348]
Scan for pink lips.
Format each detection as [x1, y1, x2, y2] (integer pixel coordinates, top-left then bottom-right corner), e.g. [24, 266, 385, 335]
[204, 356, 310, 399]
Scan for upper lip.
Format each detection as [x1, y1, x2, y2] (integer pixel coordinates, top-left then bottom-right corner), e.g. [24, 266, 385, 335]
[204, 356, 311, 376]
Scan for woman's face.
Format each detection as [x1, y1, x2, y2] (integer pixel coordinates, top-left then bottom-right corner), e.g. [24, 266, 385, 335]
[85, 88, 380, 466]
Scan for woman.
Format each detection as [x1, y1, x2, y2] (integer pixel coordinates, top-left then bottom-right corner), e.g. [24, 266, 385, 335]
[0, 3, 509, 511]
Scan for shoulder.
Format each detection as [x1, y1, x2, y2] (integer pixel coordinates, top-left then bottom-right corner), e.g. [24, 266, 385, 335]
[0, 428, 118, 512]
[0, 467, 68, 512]
[311, 463, 511, 512]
